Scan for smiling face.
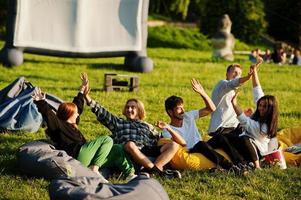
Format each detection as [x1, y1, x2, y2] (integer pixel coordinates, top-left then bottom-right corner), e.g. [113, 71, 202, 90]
[168, 103, 185, 120]
[258, 99, 268, 118]
[226, 65, 242, 80]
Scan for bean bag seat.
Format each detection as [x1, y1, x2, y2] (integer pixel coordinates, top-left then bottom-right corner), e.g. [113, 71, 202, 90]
[158, 138, 231, 170]
[0, 76, 63, 133]
[277, 127, 301, 166]
[16, 140, 107, 182]
[49, 176, 169, 200]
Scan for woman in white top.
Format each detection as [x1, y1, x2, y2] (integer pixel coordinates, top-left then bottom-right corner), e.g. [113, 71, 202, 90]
[231, 59, 278, 168]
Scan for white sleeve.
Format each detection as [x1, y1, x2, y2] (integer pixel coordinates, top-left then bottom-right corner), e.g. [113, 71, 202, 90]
[161, 129, 172, 139]
[216, 79, 240, 94]
[237, 112, 268, 139]
[185, 110, 199, 120]
[253, 86, 264, 104]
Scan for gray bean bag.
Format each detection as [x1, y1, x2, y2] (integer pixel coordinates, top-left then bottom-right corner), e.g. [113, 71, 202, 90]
[16, 140, 107, 182]
[49, 176, 169, 200]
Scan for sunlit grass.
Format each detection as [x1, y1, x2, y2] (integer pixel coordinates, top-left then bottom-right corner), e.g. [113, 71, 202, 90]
[0, 46, 300, 199]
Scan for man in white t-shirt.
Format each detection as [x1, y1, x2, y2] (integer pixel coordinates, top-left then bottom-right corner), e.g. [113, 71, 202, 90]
[160, 78, 236, 170]
[208, 63, 253, 136]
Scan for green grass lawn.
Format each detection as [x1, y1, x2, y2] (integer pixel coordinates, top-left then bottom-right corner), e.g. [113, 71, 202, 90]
[0, 47, 301, 200]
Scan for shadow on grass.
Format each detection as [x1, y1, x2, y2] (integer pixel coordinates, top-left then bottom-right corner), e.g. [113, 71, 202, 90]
[155, 55, 212, 64]
[24, 58, 95, 66]
[24, 58, 133, 72]
[88, 63, 132, 72]
[26, 74, 60, 82]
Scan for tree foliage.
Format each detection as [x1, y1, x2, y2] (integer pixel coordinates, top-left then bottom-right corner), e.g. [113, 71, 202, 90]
[264, 0, 301, 48]
[198, 0, 267, 44]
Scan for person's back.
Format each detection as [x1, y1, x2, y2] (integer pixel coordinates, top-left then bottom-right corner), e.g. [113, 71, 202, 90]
[292, 49, 301, 66]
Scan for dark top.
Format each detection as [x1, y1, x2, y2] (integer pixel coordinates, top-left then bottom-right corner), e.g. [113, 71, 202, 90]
[35, 93, 86, 158]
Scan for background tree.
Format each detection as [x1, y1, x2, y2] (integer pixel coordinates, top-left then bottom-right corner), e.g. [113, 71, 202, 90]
[264, 0, 301, 49]
[198, 0, 267, 44]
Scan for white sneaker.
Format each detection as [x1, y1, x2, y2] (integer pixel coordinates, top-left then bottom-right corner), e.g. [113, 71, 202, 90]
[94, 170, 109, 183]
[125, 174, 138, 182]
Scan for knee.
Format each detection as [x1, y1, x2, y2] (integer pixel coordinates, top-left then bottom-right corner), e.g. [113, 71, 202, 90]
[124, 141, 138, 153]
[103, 135, 113, 146]
[167, 141, 179, 152]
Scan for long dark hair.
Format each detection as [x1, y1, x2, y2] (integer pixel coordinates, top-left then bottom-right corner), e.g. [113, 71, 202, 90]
[251, 95, 278, 138]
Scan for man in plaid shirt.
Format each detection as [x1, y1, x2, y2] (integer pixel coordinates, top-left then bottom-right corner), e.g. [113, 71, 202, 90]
[83, 74, 181, 179]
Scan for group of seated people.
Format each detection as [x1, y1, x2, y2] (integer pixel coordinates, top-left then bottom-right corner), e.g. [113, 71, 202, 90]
[249, 46, 301, 66]
[32, 56, 279, 181]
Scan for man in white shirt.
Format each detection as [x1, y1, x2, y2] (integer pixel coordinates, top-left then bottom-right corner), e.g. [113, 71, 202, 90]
[208, 63, 253, 136]
[160, 79, 236, 170]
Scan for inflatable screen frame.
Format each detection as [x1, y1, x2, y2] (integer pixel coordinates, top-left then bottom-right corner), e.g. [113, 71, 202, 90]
[0, 0, 153, 72]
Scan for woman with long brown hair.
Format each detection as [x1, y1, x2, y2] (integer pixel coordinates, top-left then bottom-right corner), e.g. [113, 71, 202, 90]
[230, 61, 279, 169]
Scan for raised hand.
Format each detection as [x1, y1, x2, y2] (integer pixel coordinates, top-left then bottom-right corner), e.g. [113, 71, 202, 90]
[191, 78, 205, 95]
[253, 56, 263, 71]
[80, 72, 90, 95]
[32, 87, 45, 101]
[256, 56, 263, 66]
[155, 121, 169, 129]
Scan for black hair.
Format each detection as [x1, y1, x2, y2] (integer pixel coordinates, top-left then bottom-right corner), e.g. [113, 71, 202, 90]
[165, 95, 183, 116]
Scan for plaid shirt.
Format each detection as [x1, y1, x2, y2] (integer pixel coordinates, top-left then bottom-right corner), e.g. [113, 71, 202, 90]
[90, 100, 160, 148]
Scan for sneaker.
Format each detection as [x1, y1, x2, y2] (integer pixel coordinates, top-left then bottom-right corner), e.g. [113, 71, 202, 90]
[95, 171, 109, 183]
[125, 173, 138, 182]
[141, 166, 182, 179]
[139, 172, 151, 178]
[208, 167, 226, 173]
[157, 169, 182, 179]
[229, 165, 248, 176]
[237, 163, 254, 172]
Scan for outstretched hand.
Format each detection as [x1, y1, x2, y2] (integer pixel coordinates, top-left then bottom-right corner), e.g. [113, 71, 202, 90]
[191, 78, 205, 95]
[155, 121, 169, 130]
[32, 87, 45, 101]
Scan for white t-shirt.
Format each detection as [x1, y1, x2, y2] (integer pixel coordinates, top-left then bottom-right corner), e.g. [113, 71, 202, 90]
[162, 110, 201, 149]
[238, 86, 278, 155]
[208, 78, 241, 133]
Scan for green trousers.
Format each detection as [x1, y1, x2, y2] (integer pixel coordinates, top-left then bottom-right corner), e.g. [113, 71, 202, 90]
[77, 135, 134, 177]
[103, 144, 135, 177]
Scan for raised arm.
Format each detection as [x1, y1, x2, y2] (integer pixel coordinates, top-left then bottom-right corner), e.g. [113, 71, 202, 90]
[231, 91, 242, 116]
[251, 57, 264, 103]
[191, 78, 216, 118]
[252, 57, 263, 88]
[80, 72, 121, 132]
[156, 121, 187, 146]
[32, 87, 60, 130]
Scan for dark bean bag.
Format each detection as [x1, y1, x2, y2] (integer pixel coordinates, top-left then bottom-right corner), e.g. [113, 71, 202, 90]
[16, 140, 107, 182]
[49, 176, 169, 200]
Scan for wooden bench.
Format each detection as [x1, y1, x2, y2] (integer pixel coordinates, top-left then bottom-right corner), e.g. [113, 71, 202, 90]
[104, 73, 139, 92]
